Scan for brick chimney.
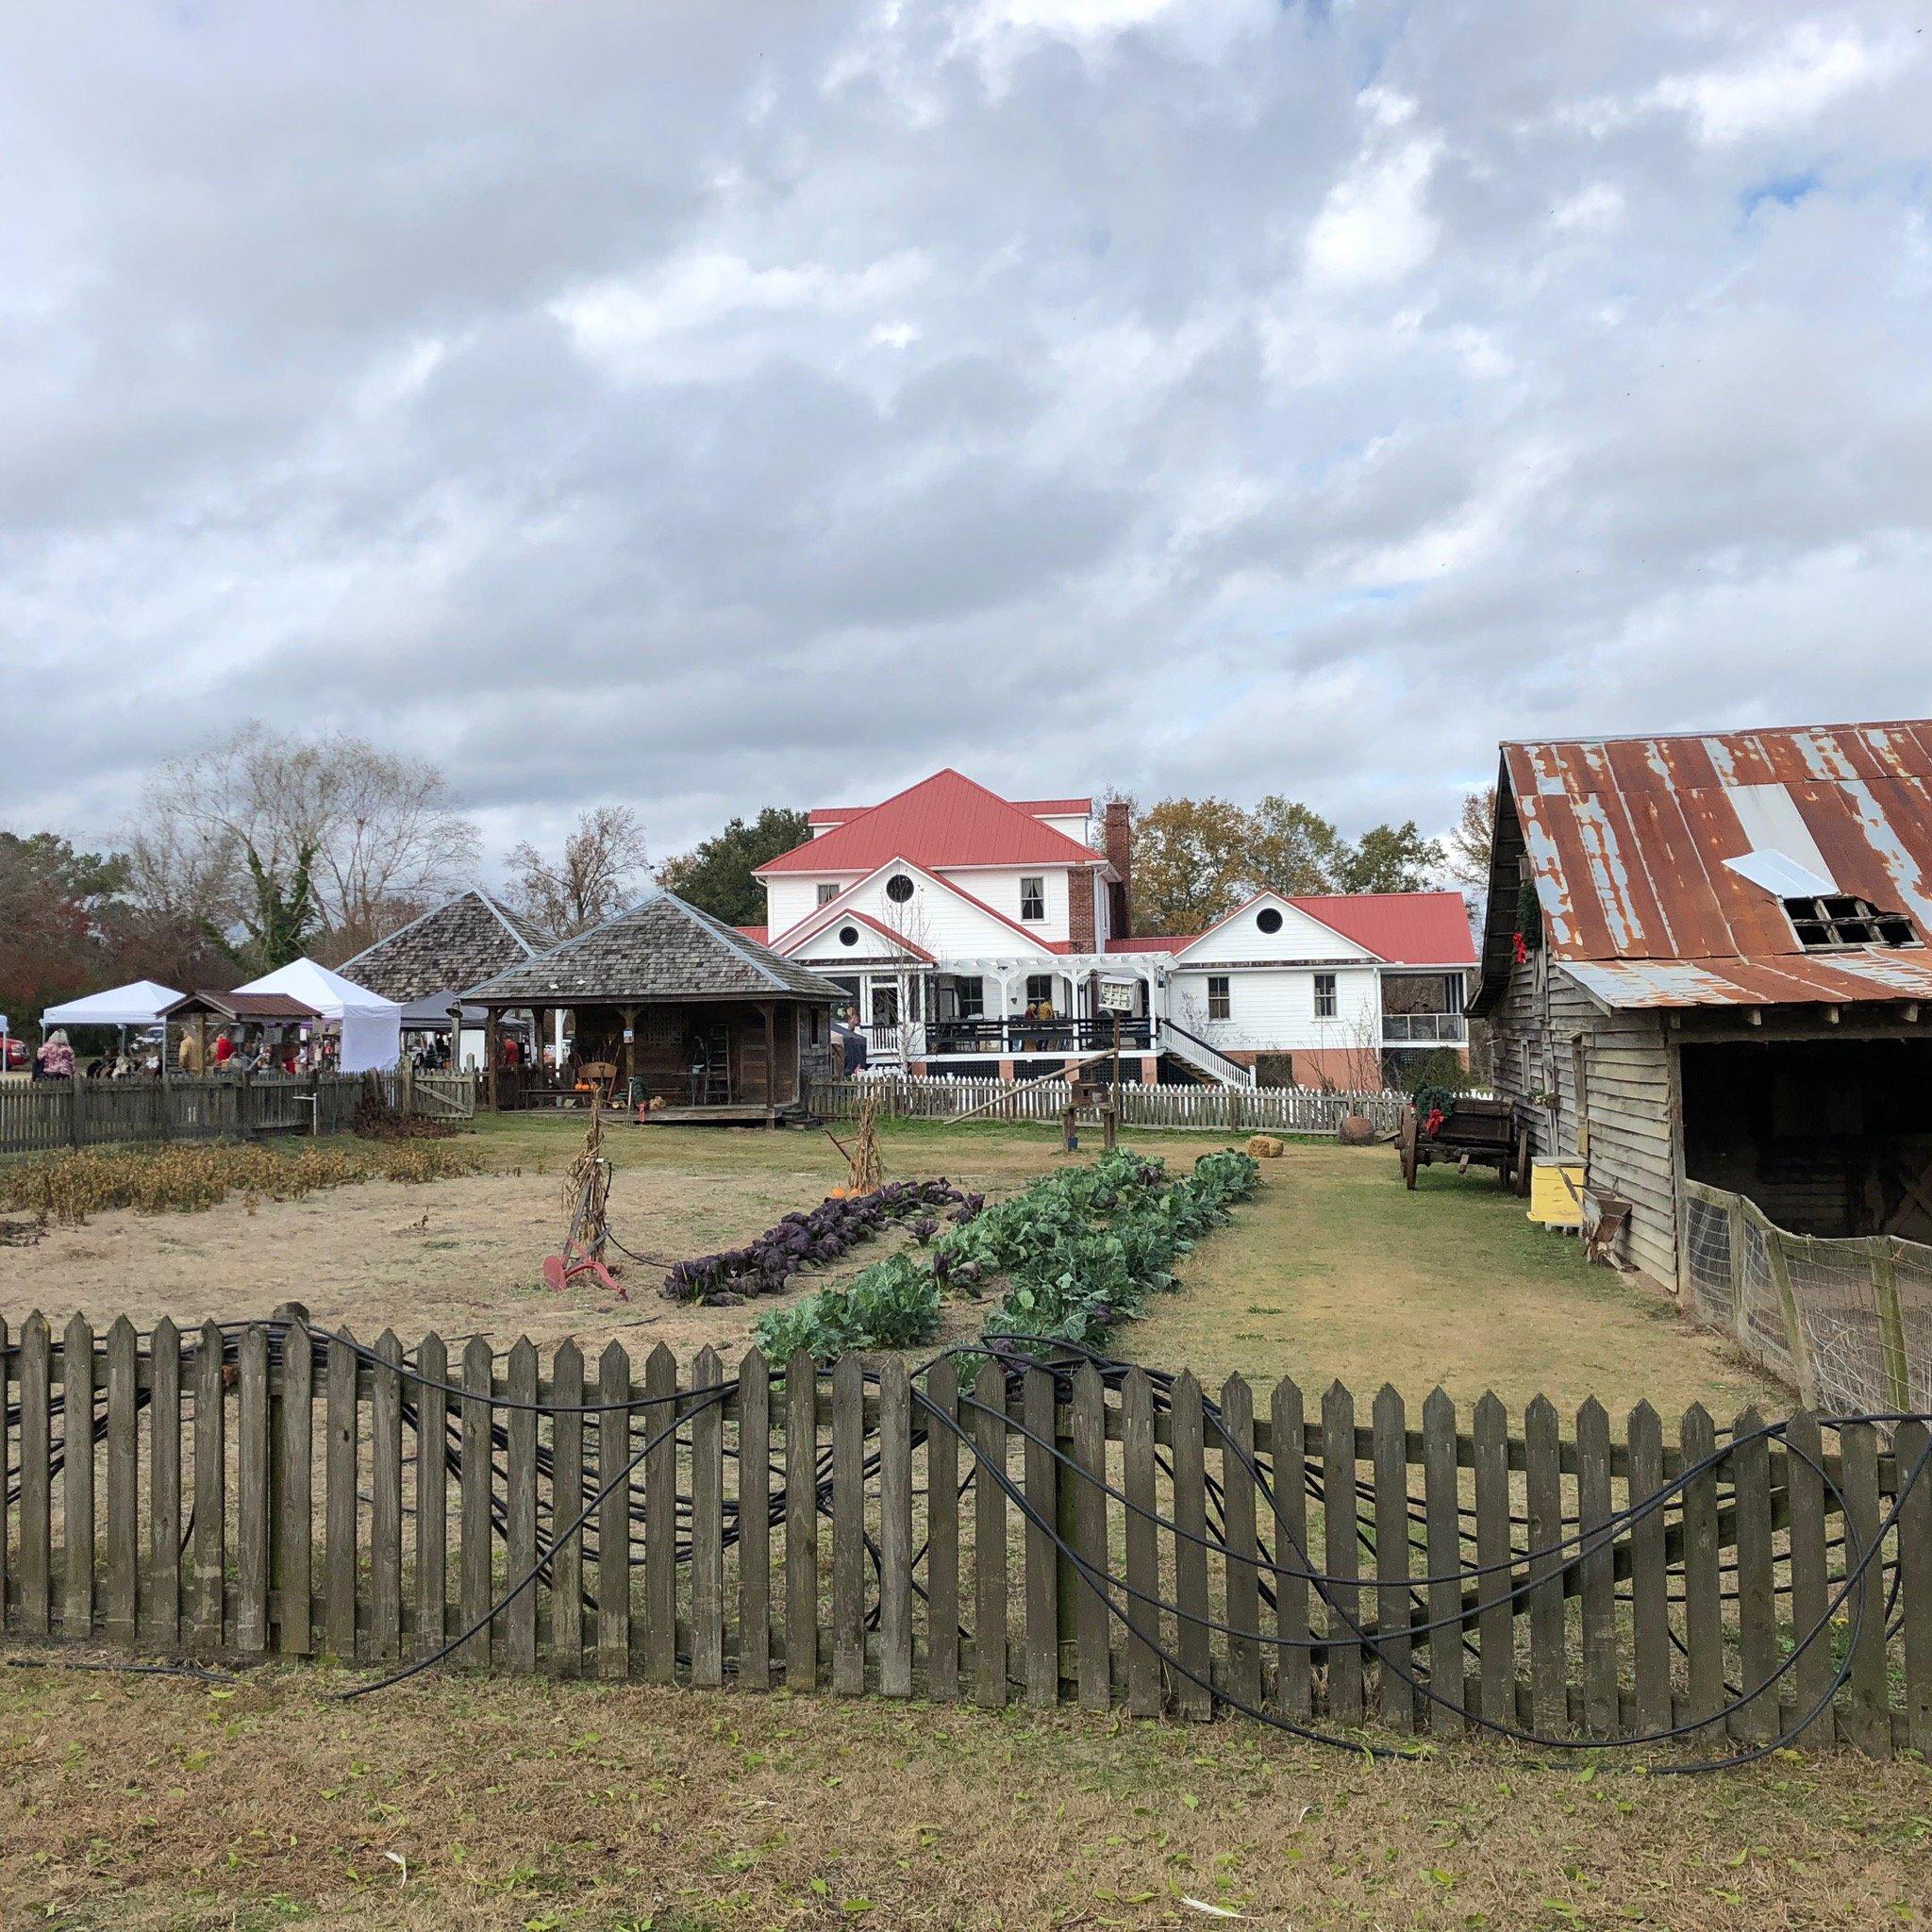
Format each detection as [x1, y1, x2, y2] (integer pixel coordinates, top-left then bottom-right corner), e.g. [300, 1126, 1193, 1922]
[1103, 800, 1132, 939]
[1069, 871, 1097, 953]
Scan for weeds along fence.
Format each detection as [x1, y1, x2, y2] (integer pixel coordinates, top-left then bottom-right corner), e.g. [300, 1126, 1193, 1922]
[1681, 1178, 1932, 1419]
[5, 1310, 1929, 1760]
[811, 1075, 1408, 1138]
[0, 1071, 474, 1158]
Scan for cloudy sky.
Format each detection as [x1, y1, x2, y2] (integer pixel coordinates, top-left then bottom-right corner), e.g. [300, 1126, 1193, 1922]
[4, 2, 1929, 873]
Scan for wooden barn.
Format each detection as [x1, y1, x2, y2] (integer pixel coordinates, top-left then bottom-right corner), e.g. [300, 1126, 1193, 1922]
[465, 888, 842, 1123]
[1470, 721, 1932, 1289]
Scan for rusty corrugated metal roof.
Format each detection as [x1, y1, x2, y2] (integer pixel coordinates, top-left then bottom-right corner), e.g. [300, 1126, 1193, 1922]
[1498, 721, 1932, 1011]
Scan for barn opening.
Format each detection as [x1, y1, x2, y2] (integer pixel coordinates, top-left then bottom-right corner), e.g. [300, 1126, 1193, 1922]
[1678, 1038, 1932, 1242]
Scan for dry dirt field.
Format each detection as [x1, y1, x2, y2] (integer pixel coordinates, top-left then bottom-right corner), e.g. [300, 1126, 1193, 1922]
[0, 1113, 1781, 1414]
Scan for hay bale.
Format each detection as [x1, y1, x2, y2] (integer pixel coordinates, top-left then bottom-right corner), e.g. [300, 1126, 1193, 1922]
[1244, 1134, 1285, 1158]
[1336, 1112, 1376, 1146]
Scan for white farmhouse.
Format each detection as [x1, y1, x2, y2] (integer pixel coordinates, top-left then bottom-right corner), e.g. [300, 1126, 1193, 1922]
[744, 769, 1474, 1089]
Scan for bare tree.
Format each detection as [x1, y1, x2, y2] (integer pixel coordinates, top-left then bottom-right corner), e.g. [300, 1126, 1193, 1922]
[506, 806, 650, 942]
[1448, 786, 1496, 888]
[126, 725, 480, 961]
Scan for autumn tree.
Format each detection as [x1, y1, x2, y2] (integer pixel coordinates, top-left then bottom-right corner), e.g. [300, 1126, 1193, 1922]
[1248, 795, 1347, 894]
[1448, 785, 1496, 886]
[1124, 792, 1451, 933]
[0, 831, 130, 1022]
[1130, 797, 1257, 933]
[1331, 821, 1445, 893]
[657, 807, 810, 925]
[506, 806, 651, 942]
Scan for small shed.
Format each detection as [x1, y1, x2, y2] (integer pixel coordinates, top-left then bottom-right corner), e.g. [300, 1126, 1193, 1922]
[161, 990, 323, 1071]
[464, 887, 842, 1122]
[1470, 721, 1932, 1287]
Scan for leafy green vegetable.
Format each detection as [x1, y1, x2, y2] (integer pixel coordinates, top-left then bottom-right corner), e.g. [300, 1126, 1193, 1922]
[752, 1147, 1259, 1363]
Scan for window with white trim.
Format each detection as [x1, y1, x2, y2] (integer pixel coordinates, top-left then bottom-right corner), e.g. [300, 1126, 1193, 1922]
[1313, 972, 1338, 1019]
[1207, 975, 1231, 1022]
[1019, 875, 1046, 922]
[816, 882, 838, 907]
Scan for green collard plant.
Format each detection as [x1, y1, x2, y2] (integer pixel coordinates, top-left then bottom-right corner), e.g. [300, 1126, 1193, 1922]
[753, 1147, 1260, 1363]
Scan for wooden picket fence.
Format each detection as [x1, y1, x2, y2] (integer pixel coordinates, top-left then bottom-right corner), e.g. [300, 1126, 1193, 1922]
[5, 1310, 1928, 1756]
[0, 1071, 473, 1158]
[811, 1075, 1411, 1138]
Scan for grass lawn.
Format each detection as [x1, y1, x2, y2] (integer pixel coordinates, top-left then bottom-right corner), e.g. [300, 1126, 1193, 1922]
[0, 1120, 1904, 1931]
[0, 1113, 1777, 1418]
[4, 1659, 1928, 1932]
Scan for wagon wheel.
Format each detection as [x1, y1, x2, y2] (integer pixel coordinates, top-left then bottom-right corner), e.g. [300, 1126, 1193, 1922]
[1397, 1105, 1419, 1190]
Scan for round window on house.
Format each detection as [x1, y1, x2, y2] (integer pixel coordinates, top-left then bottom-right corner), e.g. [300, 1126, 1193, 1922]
[838, 924, 859, 946]
[1256, 907, 1283, 934]
[886, 873, 914, 904]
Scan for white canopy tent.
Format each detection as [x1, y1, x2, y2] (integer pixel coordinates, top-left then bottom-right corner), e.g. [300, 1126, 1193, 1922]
[235, 958, 403, 1074]
[42, 979, 185, 1032]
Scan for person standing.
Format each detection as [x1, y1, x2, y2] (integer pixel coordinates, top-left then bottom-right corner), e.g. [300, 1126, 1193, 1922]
[36, 1030, 75, 1079]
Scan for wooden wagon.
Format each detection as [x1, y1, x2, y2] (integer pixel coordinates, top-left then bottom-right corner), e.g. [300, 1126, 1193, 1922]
[1397, 1094, 1530, 1192]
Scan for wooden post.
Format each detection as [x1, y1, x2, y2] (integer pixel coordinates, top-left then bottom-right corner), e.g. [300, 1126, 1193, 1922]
[761, 1001, 776, 1124]
[1764, 1222, 1816, 1407]
[621, 1006, 638, 1107]
[484, 1007, 501, 1111]
[1870, 1238, 1911, 1412]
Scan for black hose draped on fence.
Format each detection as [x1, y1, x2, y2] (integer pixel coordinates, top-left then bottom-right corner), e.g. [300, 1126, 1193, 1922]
[4, 1310, 1929, 1772]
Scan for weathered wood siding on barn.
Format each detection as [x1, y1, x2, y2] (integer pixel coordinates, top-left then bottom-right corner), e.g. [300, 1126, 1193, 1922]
[1488, 950, 1680, 1289]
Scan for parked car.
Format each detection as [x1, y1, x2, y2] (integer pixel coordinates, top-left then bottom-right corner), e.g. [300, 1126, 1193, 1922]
[2, 1037, 27, 1071]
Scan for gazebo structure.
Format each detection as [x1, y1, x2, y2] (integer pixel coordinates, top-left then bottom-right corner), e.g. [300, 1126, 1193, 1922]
[339, 889, 544, 1067]
[464, 888, 842, 1123]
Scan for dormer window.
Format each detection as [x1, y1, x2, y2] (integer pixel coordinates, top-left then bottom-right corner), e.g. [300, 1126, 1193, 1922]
[1784, 895, 1919, 950]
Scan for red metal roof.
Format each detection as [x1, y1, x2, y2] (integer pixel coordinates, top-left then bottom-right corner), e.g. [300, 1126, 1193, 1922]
[808, 793, 1091, 827]
[1107, 891, 1474, 967]
[1282, 891, 1475, 966]
[761, 771, 1103, 876]
[1497, 721, 1932, 1009]
[734, 924, 769, 945]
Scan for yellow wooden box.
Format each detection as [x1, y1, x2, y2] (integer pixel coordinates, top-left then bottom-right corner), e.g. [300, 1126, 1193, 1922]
[1528, 1159, 1585, 1227]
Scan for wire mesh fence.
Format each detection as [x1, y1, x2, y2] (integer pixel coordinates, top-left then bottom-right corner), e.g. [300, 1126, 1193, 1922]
[6, 1308, 1930, 1763]
[1681, 1179, 1928, 1416]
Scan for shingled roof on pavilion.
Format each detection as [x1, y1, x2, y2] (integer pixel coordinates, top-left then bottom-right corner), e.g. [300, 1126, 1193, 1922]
[465, 888, 844, 1006]
[339, 889, 545, 1003]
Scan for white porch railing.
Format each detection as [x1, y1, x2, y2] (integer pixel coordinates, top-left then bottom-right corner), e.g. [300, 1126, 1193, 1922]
[812, 1074, 1404, 1136]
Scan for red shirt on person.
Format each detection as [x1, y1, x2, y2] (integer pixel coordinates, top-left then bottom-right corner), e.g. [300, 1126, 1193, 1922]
[212, 1034, 235, 1065]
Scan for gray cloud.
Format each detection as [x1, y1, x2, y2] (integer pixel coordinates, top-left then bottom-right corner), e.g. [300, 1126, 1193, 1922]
[3, 1, 1930, 870]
